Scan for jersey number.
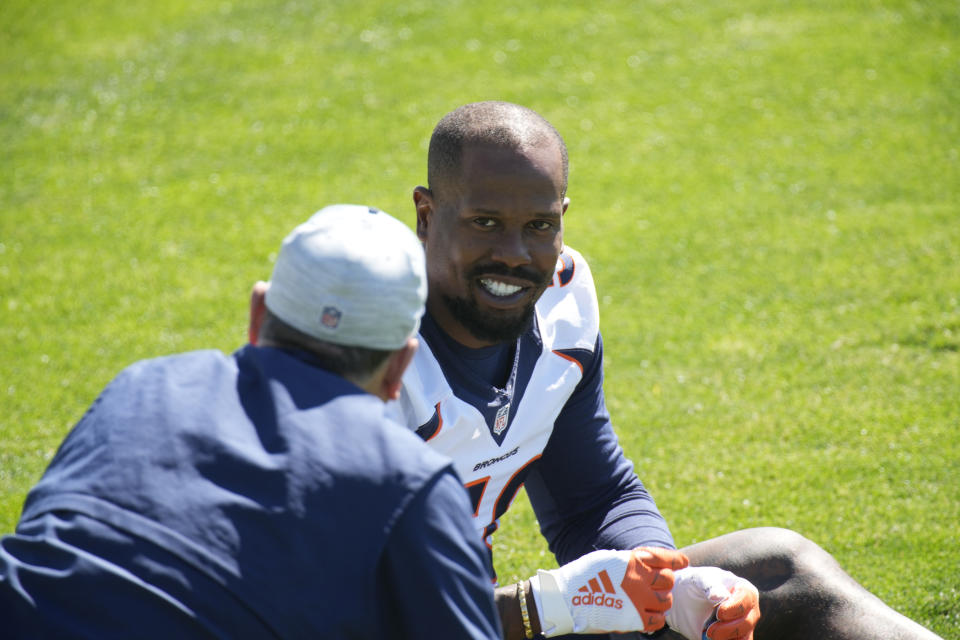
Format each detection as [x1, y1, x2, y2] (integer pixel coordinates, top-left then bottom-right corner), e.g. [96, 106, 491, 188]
[467, 455, 542, 542]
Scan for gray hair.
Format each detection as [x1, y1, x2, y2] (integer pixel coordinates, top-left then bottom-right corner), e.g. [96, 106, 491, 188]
[258, 310, 391, 379]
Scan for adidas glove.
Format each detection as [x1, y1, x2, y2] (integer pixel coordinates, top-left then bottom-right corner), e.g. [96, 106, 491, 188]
[529, 547, 689, 637]
[665, 566, 761, 640]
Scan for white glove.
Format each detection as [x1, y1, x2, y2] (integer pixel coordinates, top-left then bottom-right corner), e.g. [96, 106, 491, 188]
[529, 547, 689, 637]
[665, 566, 760, 640]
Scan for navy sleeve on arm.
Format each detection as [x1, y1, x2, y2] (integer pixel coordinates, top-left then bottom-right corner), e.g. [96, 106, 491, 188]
[377, 469, 503, 640]
[524, 334, 675, 566]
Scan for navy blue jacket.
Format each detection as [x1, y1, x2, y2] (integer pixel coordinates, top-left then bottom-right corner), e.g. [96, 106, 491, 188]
[0, 346, 500, 639]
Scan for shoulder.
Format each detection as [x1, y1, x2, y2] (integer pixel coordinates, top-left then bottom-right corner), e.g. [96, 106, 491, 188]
[536, 245, 600, 352]
[314, 396, 454, 490]
[375, 418, 455, 479]
[71, 349, 236, 427]
[109, 349, 235, 392]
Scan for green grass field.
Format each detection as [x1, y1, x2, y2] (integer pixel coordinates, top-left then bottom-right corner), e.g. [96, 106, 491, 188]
[2, 0, 958, 635]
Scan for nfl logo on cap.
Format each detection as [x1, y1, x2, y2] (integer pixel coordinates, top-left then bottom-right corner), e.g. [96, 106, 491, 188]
[321, 306, 342, 329]
[264, 204, 427, 349]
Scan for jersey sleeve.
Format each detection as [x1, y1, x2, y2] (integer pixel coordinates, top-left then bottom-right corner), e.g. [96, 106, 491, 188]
[377, 468, 503, 640]
[523, 333, 676, 566]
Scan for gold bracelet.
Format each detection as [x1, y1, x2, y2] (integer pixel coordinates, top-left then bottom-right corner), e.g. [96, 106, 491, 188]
[517, 580, 534, 639]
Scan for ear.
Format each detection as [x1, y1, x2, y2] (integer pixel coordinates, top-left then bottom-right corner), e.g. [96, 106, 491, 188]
[380, 338, 418, 401]
[248, 281, 269, 345]
[413, 187, 434, 242]
[562, 196, 570, 215]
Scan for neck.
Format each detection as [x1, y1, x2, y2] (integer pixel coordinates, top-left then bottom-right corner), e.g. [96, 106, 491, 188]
[256, 340, 383, 400]
[354, 371, 386, 401]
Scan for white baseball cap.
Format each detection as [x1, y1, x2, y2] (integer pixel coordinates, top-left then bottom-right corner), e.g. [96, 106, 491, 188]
[265, 204, 427, 350]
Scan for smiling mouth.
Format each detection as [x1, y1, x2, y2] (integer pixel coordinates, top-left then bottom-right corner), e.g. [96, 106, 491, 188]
[480, 278, 524, 297]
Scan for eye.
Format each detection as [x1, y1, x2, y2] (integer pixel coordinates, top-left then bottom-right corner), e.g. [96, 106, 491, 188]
[529, 220, 556, 231]
[473, 217, 497, 228]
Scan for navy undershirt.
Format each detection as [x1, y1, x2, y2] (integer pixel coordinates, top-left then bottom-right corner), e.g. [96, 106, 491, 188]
[420, 313, 514, 389]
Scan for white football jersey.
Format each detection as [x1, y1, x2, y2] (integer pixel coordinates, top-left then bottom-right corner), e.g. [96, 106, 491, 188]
[389, 247, 600, 548]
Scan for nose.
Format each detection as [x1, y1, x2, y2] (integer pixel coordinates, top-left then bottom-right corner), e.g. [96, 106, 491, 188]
[489, 228, 531, 268]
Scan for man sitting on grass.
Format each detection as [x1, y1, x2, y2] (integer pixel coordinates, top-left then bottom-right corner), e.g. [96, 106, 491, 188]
[387, 100, 943, 640]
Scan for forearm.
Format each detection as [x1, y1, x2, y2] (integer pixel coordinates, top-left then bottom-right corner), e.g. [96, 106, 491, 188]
[527, 466, 675, 565]
[495, 580, 541, 640]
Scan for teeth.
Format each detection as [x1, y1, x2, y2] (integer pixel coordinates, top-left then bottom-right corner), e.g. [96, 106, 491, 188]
[480, 278, 522, 297]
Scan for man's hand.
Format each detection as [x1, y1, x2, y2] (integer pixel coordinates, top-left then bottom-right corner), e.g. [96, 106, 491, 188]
[529, 547, 689, 637]
[665, 566, 761, 640]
